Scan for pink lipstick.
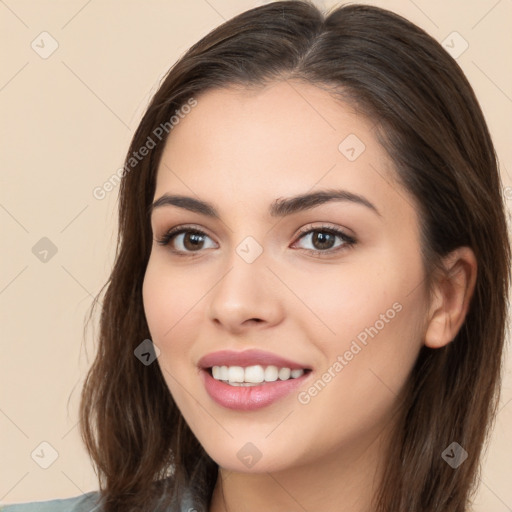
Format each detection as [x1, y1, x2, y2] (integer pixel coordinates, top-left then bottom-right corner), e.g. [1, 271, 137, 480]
[198, 349, 312, 411]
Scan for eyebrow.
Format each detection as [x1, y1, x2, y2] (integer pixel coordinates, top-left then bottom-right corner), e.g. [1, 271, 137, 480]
[148, 189, 381, 219]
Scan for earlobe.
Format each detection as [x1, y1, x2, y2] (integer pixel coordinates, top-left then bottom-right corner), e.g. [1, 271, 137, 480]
[424, 247, 477, 349]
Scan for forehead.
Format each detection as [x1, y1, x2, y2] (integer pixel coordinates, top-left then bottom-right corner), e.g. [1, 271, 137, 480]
[154, 80, 403, 217]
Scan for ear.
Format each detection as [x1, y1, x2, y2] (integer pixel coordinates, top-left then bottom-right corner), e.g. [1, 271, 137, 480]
[424, 247, 477, 349]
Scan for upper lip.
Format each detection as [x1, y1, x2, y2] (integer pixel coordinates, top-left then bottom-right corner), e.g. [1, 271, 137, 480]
[198, 349, 312, 370]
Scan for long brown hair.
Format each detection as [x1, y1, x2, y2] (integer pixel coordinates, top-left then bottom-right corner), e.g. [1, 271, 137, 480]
[80, 2, 511, 510]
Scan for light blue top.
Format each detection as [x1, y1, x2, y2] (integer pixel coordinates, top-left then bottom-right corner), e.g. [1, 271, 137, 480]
[0, 488, 201, 512]
[0, 492, 102, 512]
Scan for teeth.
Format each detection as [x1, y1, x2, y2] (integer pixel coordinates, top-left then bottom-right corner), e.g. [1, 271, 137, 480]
[210, 365, 306, 385]
[264, 365, 279, 382]
[228, 366, 244, 383]
[245, 365, 264, 383]
[278, 367, 291, 380]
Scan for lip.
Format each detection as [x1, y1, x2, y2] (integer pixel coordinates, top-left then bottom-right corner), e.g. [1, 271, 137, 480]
[200, 367, 312, 411]
[198, 349, 311, 371]
[198, 349, 313, 411]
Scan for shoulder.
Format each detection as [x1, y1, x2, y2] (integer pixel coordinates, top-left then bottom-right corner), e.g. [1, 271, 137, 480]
[0, 491, 102, 512]
[0, 485, 205, 512]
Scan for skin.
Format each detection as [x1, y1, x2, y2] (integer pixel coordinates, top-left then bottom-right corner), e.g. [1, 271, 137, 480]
[142, 80, 477, 512]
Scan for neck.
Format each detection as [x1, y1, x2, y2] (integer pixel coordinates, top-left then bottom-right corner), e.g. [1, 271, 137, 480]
[208, 417, 395, 512]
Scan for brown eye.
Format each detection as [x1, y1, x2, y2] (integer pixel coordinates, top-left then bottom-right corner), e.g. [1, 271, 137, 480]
[294, 227, 356, 254]
[181, 232, 207, 251]
[156, 228, 217, 253]
[310, 231, 336, 250]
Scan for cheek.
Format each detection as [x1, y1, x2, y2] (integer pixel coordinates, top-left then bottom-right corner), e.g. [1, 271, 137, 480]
[287, 253, 423, 342]
[143, 257, 204, 341]
[289, 249, 427, 393]
[284, 274, 426, 461]
[142, 257, 206, 412]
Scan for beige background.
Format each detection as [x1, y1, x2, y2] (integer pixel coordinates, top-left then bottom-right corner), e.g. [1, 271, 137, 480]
[1, 0, 511, 509]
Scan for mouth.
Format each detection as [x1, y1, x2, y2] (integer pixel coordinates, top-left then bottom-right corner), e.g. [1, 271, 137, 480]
[198, 350, 313, 410]
[200, 365, 313, 412]
[206, 364, 312, 386]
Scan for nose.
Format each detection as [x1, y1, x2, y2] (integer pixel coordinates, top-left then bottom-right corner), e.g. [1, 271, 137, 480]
[207, 253, 285, 334]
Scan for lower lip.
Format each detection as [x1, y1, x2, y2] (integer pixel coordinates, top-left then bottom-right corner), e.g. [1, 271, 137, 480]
[201, 368, 311, 411]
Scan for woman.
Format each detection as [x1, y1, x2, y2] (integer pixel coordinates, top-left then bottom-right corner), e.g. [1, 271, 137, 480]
[4, 1, 509, 511]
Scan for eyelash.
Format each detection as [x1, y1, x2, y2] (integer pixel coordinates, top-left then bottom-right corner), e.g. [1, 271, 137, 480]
[155, 224, 357, 258]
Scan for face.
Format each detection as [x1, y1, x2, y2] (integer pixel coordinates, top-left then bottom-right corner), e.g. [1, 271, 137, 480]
[142, 81, 430, 474]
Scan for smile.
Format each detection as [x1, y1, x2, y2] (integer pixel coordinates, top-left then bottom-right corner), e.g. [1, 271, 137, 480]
[201, 366, 312, 411]
[211, 364, 306, 385]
